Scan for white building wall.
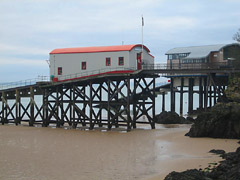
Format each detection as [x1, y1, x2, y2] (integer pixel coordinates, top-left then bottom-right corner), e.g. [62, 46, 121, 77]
[129, 48, 154, 67]
[50, 51, 131, 79]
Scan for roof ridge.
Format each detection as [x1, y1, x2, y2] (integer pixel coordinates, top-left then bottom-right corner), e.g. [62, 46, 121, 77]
[170, 44, 228, 49]
[53, 44, 139, 49]
[50, 44, 150, 54]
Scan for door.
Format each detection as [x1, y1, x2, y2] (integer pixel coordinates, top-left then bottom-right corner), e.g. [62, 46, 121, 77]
[137, 53, 142, 70]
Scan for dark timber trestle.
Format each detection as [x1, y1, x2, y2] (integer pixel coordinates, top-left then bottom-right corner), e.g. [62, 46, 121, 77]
[1, 63, 239, 130]
[169, 74, 227, 115]
[0, 74, 156, 131]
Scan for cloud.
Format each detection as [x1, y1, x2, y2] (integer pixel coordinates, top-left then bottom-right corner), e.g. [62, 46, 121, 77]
[0, 57, 47, 66]
[0, 0, 162, 35]
[148, 16, 196, 31]
[0, 43, 49, 56]
[0, 0, 240, 82]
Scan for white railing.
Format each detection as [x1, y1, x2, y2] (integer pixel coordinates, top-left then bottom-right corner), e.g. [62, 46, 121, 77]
[57, 67, 136, 81]
[0, 76, 49, 91]
[142, 62, 232, 70]
[0, 67, 136, 90]
[0, 62, 236, 90]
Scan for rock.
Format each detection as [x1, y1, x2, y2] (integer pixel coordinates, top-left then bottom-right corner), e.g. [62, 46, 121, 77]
[154, 111, 192, 124]
[186, 116, 194, 123]
[209, 149, 226, 155]
[186, 102, 240, 139]
[164, 147, 240, 180]
[225, 73, 240, 103]
[164, 169, 211, 180]
[208, 147, 240, 180]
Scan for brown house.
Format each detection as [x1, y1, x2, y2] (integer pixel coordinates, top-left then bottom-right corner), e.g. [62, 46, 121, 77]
[166, 43, 240, 69]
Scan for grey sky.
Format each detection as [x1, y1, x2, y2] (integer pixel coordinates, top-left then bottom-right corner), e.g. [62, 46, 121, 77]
[0, 0, 239, 82]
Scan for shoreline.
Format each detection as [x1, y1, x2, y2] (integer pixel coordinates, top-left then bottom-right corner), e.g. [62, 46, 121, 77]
[146, 125, 239, 180]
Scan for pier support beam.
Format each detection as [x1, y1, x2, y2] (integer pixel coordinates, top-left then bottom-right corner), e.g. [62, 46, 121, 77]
[127, 78, 131, 131]
[162, 92, 165, 112]
[152, 78, 156, 129]
[180, 78, 184, 116]
[42, 89, 49, 127]
[1, 92, 7, 125]
[59, 86, 64, 126]
[89, 81, 93, 130]
[199, 77, 203, 110]
[209, 86, 212, 108]
[170, 78, 175, 112]
[15, 90, 20, 125]
[188, 78, 194, 114]
[71, 85, 76, 128]
[214, 86, 217, 105]
[29, 87, 35, 126]
[204, 77, 208, 111]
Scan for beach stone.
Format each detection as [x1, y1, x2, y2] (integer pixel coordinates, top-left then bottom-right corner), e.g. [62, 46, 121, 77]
[186, 102, 240, 139]
[209, 149, 226, 155]
[208, 147, 240, 180]
[154, 111, 192, 124]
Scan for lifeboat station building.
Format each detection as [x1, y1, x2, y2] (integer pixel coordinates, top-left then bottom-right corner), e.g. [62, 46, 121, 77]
[49, 44, 154, 81]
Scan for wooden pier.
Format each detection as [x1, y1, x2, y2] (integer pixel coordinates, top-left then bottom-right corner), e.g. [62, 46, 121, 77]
[0, 63, 240, 131]
[0, 72, 156, 131]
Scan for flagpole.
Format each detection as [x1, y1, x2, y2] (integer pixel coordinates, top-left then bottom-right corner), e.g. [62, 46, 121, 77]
[142, 15, 144, 62]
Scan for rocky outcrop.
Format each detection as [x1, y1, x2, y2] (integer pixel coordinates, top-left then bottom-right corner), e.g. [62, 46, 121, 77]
[185, 102, 240, 139]
[164, 169, 208, 180]
[225, 73, 240, 103]
[164, 147, 240, 180]
[154, 111, 193, 124]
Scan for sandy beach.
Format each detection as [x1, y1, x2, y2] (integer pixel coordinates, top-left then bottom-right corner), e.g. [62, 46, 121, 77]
[0, 124, 239, 180]
[147, 124, 239, 180]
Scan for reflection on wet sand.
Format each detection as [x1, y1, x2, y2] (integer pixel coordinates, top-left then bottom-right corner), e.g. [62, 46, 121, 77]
[0, 124, 238, 180]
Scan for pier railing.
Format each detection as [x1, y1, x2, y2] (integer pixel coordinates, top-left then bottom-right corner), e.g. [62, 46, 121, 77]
[57, 67, 136, 81]
[142, 62, 232, 70]
[0, 76, 49, 90]
[0, 62, 237, 90]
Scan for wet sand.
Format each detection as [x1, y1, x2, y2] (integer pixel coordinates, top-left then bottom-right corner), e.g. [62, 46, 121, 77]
[0, 124, 239, 180]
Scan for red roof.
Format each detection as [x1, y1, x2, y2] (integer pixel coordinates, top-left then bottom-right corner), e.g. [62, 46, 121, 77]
[50, 44, 150, 54]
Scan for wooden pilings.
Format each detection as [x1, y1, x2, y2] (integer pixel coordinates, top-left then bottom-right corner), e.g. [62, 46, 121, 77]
[199, 77, 203, 110]
[0, 73, 227, 129]
[162, 92, 165, 112]
[0, 76, 156, 131]
[168, 75, 226, 115]
[179, 78, 184, 116]
[188, 78, 194, 114]
[29, 87, 35, 126]
[170, 78, 175, 112]
[1, 92, 7, 125]
[15, 90, 19, 125]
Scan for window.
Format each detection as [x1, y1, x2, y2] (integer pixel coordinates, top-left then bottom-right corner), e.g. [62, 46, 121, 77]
[168, 55, 173, 60]
[58, 67, 62, 75]
[106, 57, 111, 66]
[119, 57, 124, 66]
[81, 62, 86, 70]
[169, 53, 189, 60]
